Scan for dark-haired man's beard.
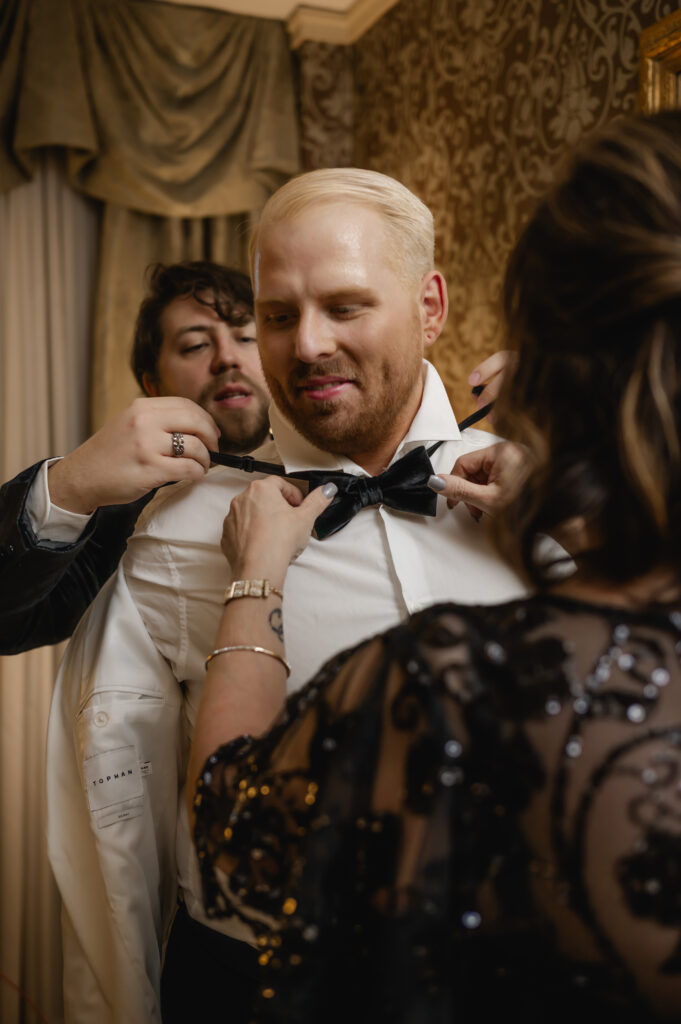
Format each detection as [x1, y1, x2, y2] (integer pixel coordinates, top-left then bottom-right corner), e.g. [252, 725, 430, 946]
[199, 373, 270, 455]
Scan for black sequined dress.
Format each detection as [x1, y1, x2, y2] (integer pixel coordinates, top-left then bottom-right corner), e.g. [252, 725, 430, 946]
[194, 595, 681, 1022]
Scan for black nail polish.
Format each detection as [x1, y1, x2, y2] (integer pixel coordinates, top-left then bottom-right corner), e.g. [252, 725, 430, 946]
[471, 384, 484, 397]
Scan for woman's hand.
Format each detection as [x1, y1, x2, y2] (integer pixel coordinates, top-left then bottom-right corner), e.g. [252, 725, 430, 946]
[428, 441, 526, 520]
[221, 477, 337, 584]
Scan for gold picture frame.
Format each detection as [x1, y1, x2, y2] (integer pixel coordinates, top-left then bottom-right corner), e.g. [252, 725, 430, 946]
[640, 9, 681, 114]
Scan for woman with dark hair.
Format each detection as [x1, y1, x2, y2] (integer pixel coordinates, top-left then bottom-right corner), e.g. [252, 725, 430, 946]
[188, 112, 681, 1022]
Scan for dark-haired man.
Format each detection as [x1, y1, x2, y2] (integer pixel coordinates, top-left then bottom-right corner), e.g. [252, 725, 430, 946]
[0, 261, 270, 653]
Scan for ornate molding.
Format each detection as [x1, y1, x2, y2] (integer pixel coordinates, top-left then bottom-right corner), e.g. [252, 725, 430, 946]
[287, 0, 398, 48]
[640, 9, 681, 114]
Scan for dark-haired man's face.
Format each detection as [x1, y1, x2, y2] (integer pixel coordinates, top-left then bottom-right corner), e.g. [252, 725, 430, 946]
[144, 294, 270, 454]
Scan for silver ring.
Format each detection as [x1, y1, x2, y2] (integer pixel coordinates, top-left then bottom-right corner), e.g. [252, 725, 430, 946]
[172, 432, 185, 457]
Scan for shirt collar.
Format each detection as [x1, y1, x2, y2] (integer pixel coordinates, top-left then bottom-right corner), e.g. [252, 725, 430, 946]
[269, 361, 461, 476]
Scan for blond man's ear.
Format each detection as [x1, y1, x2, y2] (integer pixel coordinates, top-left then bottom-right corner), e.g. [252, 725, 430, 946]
[420, 270, 448, 349]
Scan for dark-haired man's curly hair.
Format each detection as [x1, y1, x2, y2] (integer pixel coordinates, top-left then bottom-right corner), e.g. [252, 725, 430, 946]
[131, 261, 253, 390]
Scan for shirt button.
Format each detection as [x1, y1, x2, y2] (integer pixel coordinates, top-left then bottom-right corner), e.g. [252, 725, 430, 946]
[94, 711, 109, 727]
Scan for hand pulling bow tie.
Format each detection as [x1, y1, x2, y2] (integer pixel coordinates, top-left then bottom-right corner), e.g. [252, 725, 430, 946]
[209, 402, 493, 540]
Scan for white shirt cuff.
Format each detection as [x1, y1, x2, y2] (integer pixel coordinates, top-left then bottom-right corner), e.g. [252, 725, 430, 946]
[25, 458, 94, 543]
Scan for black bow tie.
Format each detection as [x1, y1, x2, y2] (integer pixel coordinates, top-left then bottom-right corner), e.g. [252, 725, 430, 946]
[297, 444, 440, 539]
[209, 403, 492, 540]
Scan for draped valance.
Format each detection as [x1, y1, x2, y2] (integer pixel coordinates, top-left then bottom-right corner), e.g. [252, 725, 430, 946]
[0, 0, 299, 216]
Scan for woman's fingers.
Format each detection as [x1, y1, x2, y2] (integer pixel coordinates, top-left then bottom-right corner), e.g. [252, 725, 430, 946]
[428, 442, 525, 519]
[428, 473, 503, 516]
[468, 350, 516, 415]
[468, 350, 513, 390]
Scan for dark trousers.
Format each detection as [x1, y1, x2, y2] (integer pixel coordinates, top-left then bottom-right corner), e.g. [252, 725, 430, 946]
[161, 902, 260, 1023]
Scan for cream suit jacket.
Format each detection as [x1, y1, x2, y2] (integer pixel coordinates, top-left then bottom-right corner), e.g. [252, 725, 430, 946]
[47, 571, 182, 1024]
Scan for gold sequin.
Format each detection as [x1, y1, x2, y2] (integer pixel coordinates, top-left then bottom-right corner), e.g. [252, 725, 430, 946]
[282, 897, 297, 915]
[223, 827, 233, 841]
[262, 988, 275, 999]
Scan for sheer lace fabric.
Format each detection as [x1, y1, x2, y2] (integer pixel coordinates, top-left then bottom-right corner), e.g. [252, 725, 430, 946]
[194, 596, 681, 1022]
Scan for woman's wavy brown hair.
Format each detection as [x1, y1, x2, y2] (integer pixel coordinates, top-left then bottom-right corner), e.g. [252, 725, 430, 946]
[493, 112, 681, 587]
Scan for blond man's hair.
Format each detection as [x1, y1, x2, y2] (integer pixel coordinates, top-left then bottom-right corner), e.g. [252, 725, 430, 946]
[250, 168, 434, 284]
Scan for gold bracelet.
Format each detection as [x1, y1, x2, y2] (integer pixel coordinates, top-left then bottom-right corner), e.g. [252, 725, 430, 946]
[204, 644, 291, 677]
[223, 579, 283, 605]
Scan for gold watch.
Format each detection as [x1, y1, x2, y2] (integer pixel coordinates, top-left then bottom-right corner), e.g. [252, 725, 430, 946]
[222, 579, 284, 604]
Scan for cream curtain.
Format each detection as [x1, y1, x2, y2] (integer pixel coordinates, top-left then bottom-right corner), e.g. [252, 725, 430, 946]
[2, 0, 299, 426]
[0, 7, 300, 1013]
[12, 0, 298, 215]
[0, 6, 299, 1015]
[0, 152, 98, 1024]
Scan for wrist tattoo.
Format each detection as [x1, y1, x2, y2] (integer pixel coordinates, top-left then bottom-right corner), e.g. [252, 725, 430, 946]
[269, 607, 284, 642]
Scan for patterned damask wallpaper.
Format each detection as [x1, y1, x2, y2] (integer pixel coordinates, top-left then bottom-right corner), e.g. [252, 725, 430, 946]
[298, 42, 354, 170]
[298, 0, 674, 420]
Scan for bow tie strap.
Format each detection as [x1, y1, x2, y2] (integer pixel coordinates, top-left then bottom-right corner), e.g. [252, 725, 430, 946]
[207, 451, 289, 476]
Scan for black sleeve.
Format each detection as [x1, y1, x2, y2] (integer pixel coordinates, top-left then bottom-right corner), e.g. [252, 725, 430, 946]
[0, 461, 153, 654]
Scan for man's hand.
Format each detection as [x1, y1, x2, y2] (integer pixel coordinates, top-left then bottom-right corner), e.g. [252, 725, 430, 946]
[428, 441, 525, 519]
[48, 397, 221, 514]
[468, 350, 515, 414]
[222, 477, 337, 585]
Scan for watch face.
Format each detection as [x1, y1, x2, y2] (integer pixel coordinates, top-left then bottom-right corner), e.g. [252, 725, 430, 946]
[224, 579, 269, 603]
